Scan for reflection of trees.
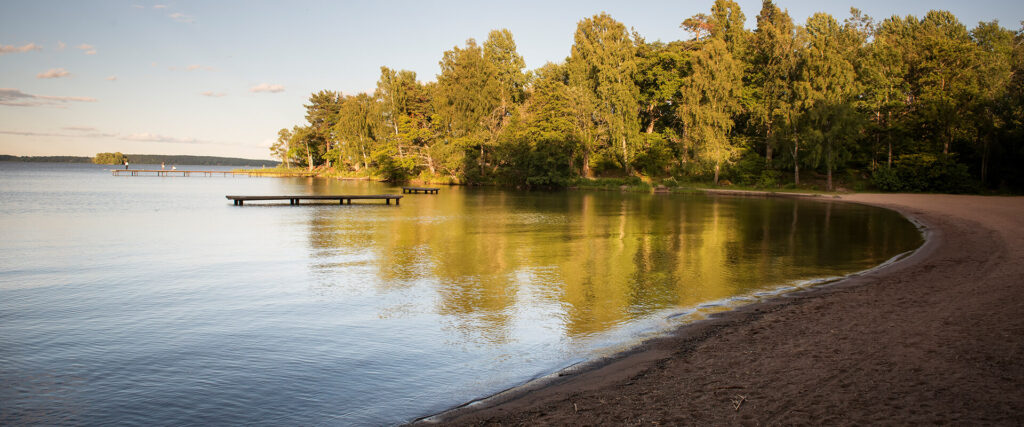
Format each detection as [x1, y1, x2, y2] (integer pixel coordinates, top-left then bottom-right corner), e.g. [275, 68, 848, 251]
[305, 187, 922, 342]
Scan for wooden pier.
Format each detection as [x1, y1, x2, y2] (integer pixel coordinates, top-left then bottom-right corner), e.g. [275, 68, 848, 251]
[226, 195, 402, 206]
[402, 186, 440, 194]
[113, 169, 316, 177]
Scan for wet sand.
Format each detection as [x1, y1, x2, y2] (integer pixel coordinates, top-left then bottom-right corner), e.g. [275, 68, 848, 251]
[432, 194, 1024, 425]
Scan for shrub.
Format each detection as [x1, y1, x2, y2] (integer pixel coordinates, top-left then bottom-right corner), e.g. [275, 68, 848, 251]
[372, 148, 417, 182]
[872, 154, 978, 193]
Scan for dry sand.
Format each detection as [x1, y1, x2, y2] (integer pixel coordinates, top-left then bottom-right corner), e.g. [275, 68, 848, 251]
[430, 193, 1024, 425]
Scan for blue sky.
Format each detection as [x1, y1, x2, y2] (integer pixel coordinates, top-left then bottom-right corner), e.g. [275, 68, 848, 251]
[2, 1, 1022, 160]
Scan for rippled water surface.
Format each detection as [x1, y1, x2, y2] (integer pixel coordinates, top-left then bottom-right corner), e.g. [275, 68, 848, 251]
[0, 162, 922, 425]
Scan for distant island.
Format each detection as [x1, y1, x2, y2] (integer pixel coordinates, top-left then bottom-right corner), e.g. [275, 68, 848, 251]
[1, 153, 279, 167]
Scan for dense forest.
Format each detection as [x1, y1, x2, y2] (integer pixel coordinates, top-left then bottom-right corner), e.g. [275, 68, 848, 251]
[271, 0, 1024, 193]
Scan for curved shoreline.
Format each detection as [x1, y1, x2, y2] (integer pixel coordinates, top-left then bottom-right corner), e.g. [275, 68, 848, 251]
[425, 193, 1024, 425]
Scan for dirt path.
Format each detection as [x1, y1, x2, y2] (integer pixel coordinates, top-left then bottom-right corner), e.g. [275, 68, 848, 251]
[432, 194, 1024, 425]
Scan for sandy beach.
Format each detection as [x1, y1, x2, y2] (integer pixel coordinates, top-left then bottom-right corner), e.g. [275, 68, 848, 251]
[432, 193, 1024, 425]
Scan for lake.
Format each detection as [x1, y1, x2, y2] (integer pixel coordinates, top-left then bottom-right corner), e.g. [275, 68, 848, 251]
[0, 162, 922, 425]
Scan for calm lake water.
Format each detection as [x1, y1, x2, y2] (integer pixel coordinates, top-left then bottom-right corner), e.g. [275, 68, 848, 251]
[0, 162, 922, 425]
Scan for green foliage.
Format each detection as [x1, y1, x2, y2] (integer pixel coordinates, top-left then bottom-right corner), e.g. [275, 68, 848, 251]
[93, 152, 126, 165]
[567, 12, 641, 175]
[727, 149, 765, 185]
[372, 147, 416, 182]
[872, 154, 977, 193]
[679, 37, 743, 183]
[265, 5, 1024, 194]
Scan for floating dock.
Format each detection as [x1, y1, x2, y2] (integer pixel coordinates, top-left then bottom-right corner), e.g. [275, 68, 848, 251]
[113, 169, 316, 177]
[402, 187, 440, 194]
[226, 195, 402, 206]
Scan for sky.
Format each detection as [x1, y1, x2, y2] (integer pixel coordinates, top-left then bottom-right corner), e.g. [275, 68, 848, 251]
[2, 1, 1022, 160]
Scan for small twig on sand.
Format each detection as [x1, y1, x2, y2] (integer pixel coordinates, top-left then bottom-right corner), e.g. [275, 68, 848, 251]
[573, 402, 579, 413]
[732, 395, 746, 411]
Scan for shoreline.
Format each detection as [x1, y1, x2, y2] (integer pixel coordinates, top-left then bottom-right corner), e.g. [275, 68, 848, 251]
[425, 193, 1024, 424]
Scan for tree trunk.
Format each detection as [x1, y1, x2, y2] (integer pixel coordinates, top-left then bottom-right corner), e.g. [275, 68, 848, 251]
[479, 144, 485, 178]
[982, 137, 990, 185]
[886, 111, 893, 168]
[765, 124, 773, 167]
[826, 166, 833, 192]
[646, 103, 656, 134]
[426, 152, 436, 175]
[713, 163, 720, 185]
[583, 150, 592, 178]
[792, 135, 800, 186]
[887, 140, 893, 168]
[621, 136, 630, 175]
[304, 140, 313, 172]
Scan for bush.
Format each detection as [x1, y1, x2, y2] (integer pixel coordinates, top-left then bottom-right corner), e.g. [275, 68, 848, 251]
[757, 170, 782, 188]
[726, 150, 765, 186]
[871, 166, 901, 191]
[872, 154, 978, 193]
[372, 148, 417, 182]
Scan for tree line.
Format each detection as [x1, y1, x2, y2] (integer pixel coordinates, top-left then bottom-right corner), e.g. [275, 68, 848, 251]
[92, 152, 278, 167]
[271, 0, 1024, 192]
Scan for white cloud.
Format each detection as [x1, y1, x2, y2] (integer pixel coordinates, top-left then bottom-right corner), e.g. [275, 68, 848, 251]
[106, 75, 118, 81]
[132, 4, 144, 9]
[250, 83, 284, 93]
[153, 4, 167, 8]
[0, 42, 42, 55]
[56, 41, 66, 51]
[201, 91, 227, 97]
[37, 68, 71, 79]
[169, 12, 194, 23]
[0, 88, 97, 107]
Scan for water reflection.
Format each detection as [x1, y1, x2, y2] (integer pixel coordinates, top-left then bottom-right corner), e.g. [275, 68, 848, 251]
[304, 187, 921, 345]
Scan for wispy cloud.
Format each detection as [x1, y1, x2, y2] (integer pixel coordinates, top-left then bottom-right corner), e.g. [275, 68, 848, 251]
[0, 42, 42, 55]
[153, 4, 167, 9]
[77, 43, 96, 55]
[2, 128, 260, 148]
[56, 41, 66, 51]
[250, 83, 284, 93]
[106, 75, 118, 81]
[186, 64, 216, 72]
[0, 88, 97, 107]
[37, 68, 71, 79]
[201, 91, 227, 97]
[169, 12, 194, 23]
[63, 126, 100, 132]
[132, 4, 144, 9]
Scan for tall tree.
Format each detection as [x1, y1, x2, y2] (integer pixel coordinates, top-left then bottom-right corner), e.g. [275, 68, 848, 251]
[679, 38, 743, 184]
[861, 15, 913, 168]
[434, 38, 501, 181]
[303, 90, 343, 167]
[970, 20, 1015, 183]
[915, 10, 980, 155]
[270, 127, 293, 167]
[710, 0, 748, 57]
[748, 0, 798, 167]
[334, 93, 381, 170]
[375, 67, 436, 173]
[566, 12, 641, 175]
[800, 12, 862, 191]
